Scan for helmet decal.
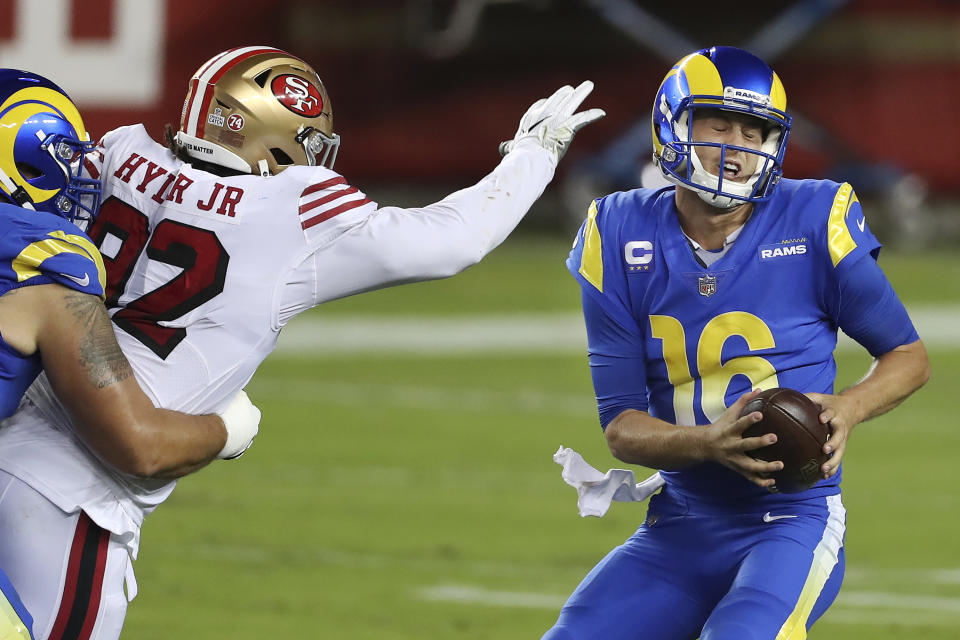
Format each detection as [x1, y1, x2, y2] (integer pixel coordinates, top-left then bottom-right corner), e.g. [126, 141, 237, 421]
[176, 46, 339, 176]
[271, 75, 323, 117]
[226, 113, 244, 131]
[674, 53, 724, 100]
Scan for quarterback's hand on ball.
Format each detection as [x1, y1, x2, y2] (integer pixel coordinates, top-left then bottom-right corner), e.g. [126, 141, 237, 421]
[806, 392, 858, 479]
[499, 81, 605, 162]
[216, 389, 261, 460]
[702, 390, 782, 490]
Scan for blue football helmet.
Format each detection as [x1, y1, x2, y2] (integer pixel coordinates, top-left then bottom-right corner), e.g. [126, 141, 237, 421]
[0, 69, 101, 223]
[652, 46, 792, 209]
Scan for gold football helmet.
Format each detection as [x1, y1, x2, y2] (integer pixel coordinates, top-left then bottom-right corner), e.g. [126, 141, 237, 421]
[175, 46, 340, 176]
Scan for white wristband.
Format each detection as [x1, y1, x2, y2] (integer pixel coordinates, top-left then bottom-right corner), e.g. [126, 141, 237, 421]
[217, 390, 261, 459]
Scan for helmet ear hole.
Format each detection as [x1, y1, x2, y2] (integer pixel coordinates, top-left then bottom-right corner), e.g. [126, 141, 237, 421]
[15, 162, 42, 179]
[252, 69, 270, 88]
[270, 148, 294, 166]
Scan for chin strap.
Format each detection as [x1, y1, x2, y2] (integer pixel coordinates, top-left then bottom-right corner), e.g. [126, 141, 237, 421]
[0, 166, 35, 210]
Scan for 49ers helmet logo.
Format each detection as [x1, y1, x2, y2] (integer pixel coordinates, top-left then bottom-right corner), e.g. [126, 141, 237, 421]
[271, 74, 323, 117]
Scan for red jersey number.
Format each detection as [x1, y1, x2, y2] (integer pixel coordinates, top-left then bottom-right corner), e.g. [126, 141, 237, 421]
[87, 197, 230, 359]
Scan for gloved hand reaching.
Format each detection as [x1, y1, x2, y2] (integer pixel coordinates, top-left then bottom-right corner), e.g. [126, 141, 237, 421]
[499, 81, 605, 162]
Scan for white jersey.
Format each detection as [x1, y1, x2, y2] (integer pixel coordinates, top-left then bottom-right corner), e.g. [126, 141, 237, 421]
[0, 124, 556, 556]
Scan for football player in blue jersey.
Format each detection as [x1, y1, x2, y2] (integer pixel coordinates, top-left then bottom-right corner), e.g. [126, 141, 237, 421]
[0, 70, 260, 640]
[543, 46, 930, 640]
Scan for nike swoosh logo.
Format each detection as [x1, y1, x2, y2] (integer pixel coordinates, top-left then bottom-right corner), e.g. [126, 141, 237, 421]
[857, 217, 866, 232]
[61, 272, 90, 287]
[762, 512, 798, 523]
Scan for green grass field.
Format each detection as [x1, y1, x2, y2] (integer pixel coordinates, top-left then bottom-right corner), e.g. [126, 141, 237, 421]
[123, 237, 959, 639]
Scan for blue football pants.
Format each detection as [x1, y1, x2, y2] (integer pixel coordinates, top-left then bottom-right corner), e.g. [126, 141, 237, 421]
[542, 491, 846, 640]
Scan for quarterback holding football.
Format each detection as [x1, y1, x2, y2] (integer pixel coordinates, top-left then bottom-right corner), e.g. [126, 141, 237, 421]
[544, 46, 929, 639]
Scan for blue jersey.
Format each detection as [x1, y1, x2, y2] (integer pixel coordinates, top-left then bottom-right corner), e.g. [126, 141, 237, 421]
[0, 203, 105, 418]
[567, 179, 917, 505]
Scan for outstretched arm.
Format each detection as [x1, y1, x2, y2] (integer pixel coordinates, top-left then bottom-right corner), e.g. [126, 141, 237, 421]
[1, 284, 259, 478]
[297, 82, 604, 306]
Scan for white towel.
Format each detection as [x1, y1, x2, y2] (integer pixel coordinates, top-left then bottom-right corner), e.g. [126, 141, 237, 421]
[553, 446, 665, 518]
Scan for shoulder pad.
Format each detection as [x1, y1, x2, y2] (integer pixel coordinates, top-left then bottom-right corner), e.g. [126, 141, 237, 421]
[6, 216, 105, 297]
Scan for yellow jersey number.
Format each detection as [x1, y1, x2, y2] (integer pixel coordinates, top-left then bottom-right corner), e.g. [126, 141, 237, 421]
[650, 312, 779, 425]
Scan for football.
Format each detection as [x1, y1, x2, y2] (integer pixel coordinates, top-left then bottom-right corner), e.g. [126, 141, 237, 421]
[740, 388, 831, 493]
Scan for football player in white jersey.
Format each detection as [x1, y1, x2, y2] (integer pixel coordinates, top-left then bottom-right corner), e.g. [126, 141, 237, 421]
[0, 46, 604, 639]
[0, 68, 264, 640]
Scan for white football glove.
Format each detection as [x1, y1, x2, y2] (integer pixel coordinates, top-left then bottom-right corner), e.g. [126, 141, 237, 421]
[216, 389, 261, 460]
[499, 81, 605, 162]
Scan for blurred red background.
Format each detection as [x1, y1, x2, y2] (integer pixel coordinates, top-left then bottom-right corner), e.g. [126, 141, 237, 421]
[2, 0, 956, 195]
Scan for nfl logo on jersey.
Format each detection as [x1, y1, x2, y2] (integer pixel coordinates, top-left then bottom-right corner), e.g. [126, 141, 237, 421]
[698, 274, 717, 297]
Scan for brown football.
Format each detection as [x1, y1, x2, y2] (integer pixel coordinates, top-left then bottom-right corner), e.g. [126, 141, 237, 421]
[740, 388, 831, 493]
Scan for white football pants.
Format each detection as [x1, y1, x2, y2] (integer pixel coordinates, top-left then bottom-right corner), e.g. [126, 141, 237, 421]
[0, 470, 128, 640]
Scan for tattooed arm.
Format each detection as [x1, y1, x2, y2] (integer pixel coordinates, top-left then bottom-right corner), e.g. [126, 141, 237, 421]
[0, 284, 231, 478]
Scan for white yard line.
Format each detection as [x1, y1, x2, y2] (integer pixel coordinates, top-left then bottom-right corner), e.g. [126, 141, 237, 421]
[835, 591, 960, 613]
[821, 609, 960, 627]
[185, 539, 960, 624]
[845, 567, 960, 585]
[418, 584, 565, 609]
[190, 539, 960, 597]
[415, 584, 960, 625]
[248, 379, 595, 417]
[275, 313, 587, 355]
[276, 305, 960, 355]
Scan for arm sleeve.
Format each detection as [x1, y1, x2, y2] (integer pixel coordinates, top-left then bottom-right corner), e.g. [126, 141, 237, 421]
[564, 197, 649, 429]
[581, 288, 649, 428]
[293, 143, 556, 308]
[814, 182, 917, 356]
[835, 254, 919, 357]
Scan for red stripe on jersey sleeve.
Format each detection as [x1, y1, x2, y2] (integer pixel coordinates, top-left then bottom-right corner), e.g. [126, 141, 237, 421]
[301, 198, 372, 230]
[300, 176, 347, 197]
[298, 186, 359, 215]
